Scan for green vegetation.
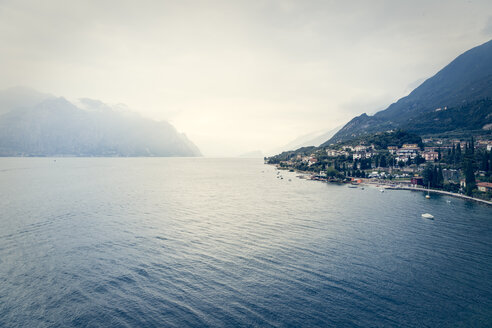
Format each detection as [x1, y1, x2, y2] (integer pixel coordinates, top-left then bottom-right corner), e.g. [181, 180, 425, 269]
[402, 98, 492, 136]
[267, 131, 492, 200]
[422, 163, 444, 189]
[329, 40, 492, 144]
[322, 130, 422, 149]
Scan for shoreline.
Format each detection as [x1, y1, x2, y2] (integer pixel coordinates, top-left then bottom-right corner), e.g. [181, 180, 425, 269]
[384, 185, 492, 206]
[273, 165, 492, 207]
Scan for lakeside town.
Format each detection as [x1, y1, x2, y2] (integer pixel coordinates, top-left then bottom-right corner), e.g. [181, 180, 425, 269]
[266, 131, 492, 203]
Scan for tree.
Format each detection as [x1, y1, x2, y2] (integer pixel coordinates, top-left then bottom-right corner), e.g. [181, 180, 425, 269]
[464, 158, 476, 196]
[380, 155, 387, 168]
[326, 166, 338, 179]
[422, 163, 443, 189]
[414, 155, 425, 166]
[432, 166, 438, 187]
[455, 143, 462, 166]
[422, 164, 433, 188]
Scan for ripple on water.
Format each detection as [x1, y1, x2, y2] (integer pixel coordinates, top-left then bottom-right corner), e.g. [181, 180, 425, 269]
[0, 158, 491, 327]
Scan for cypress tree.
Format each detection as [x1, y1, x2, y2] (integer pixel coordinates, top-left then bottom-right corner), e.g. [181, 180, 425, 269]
[432, 166, 438, 188]
[464, 159, 476, 196]
[456, 143, 462, 166]
[380, 155, 387, 168]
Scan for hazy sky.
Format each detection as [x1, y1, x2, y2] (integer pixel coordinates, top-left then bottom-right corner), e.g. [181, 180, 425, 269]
[1, 1, 491, 156]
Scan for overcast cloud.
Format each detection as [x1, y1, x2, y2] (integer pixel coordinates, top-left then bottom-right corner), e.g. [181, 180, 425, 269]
[1, 0, 491, 156]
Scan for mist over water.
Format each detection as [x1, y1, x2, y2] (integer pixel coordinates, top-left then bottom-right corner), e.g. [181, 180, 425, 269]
[0, 158, 491, 327]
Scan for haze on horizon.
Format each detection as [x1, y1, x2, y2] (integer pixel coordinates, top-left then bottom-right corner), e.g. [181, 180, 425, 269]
[1, 0, 492, 157]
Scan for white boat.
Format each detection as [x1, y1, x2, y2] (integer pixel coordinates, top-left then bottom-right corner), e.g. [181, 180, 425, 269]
[379, 189, 384, 192]
[421, 213, 434, 219]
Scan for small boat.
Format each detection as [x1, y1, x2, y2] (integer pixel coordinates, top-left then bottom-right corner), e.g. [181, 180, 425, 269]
[446, 200, 451, 204]
[361, 187, 365, 190]
[379, 189, 384, 192]
[421, 213, 434, 219]
[347, 185, 358, 188]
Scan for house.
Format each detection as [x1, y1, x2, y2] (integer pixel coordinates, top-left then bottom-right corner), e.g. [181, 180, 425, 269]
[423, 151, 439, 161]
[397, 148, 419, 159]
[353, 152, 362, 160]
[442, 169, 460, 182]
[395, 156, 409, 163]
[326, 149, 348, 157]
[307, 157, 317, 166]
[387, 146, 398, 154]
[326, 149, 337, 157]
[477, 182, 492, 192]
[354, 145, 367, 152]
[353, 151, 372, 159]
[402, 144, 419, 149]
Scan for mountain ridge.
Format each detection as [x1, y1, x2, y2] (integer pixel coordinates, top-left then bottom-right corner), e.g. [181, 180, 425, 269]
[325, 39, 492, 145]
[0, 91, 201, 157]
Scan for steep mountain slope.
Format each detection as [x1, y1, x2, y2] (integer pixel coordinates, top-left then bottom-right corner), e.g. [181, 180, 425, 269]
[0, 96, 201, 157]
[270, 125, 341, 155]
[327, 39, 492, 144]
[402, 98, 492, 135]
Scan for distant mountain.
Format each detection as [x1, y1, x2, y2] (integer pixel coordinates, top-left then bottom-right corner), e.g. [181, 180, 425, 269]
[269, 125, 341, 155]
[0, 94, 201, 157]
[238, 150, 264, 158]
[326, 39, 492, 144]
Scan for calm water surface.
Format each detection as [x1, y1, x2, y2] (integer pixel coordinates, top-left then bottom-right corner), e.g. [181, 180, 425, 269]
[0, 158, 491, 327]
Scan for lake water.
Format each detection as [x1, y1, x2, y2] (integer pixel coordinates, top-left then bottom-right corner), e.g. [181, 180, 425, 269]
[0, 158, 491, 327]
